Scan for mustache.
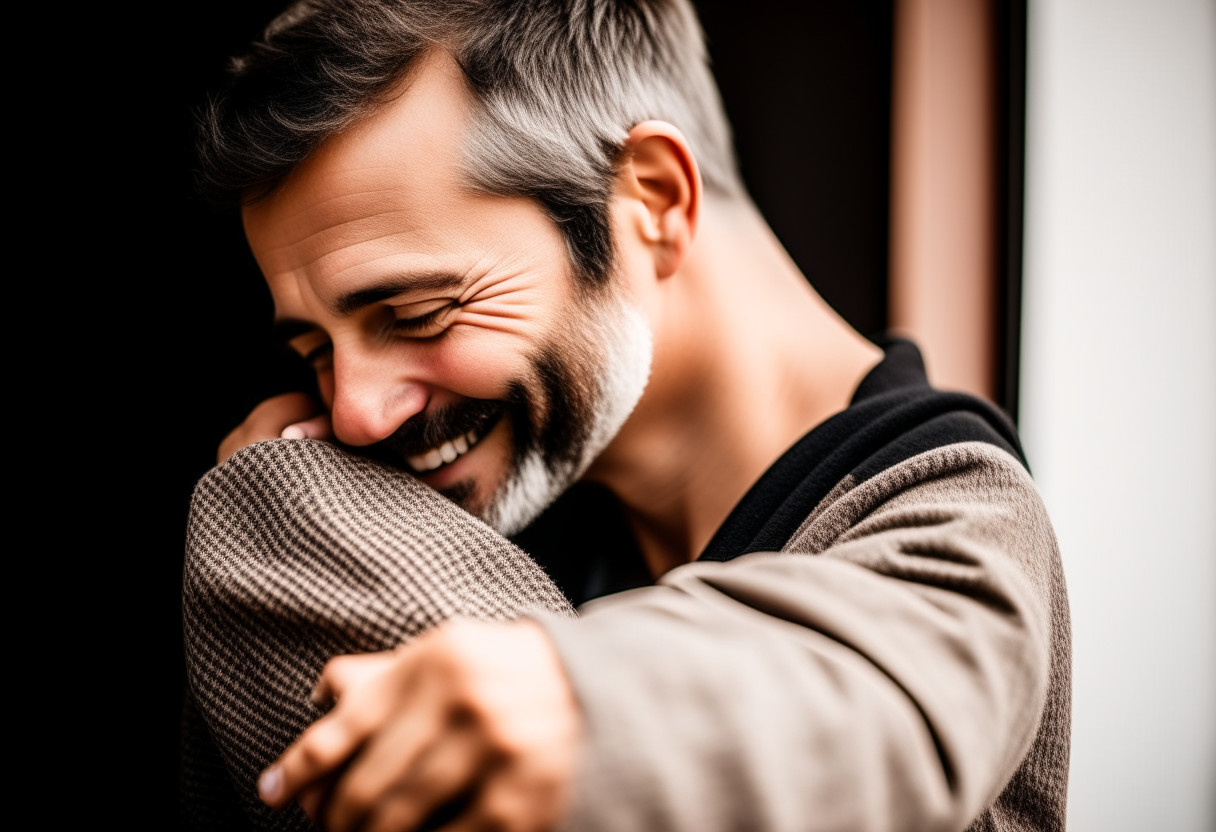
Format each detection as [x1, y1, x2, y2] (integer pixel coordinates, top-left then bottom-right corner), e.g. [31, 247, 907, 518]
[365, 399, 506, 462]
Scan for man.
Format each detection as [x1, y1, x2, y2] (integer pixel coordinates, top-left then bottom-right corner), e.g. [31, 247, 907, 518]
[192, 1, 1070, 830]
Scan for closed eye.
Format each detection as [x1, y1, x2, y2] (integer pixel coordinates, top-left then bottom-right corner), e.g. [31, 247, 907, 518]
[285, 329, 334, 370]
[303, 342, 333, 366]
[393, 302, 457, 337]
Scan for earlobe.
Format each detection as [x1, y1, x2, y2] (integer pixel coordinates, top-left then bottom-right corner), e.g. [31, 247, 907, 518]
[620, 121, 702, 279]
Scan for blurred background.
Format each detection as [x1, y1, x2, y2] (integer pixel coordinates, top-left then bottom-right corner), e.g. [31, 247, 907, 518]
[1019, 2, 1214, 829]
[106, 0, 1212, 826]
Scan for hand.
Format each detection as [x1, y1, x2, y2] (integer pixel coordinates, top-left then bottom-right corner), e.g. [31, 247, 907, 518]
[217, 392, 334, 464]
[258, 619, 582, 832]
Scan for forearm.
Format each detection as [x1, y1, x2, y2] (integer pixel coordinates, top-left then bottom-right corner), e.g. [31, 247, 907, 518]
[544, 443, 1059, 832]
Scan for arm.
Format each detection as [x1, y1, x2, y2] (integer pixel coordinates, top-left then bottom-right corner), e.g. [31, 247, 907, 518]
[183, 438, 576, 831]
[543, 442, 1061, 832]
[259, 442, 1063, 832]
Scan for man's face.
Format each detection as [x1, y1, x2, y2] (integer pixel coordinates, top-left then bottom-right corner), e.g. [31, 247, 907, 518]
[242, 51, 651, 534]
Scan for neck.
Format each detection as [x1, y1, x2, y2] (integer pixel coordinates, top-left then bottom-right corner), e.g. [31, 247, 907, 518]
[584, 197, 883, 576]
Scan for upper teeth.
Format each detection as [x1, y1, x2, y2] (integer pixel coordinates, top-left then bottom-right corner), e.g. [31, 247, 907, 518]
[409, 429, 480, 473]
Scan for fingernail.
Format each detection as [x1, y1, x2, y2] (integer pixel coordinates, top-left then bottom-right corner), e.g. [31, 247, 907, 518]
[281, 425, 305, 440]
[258, 765, 283, 803]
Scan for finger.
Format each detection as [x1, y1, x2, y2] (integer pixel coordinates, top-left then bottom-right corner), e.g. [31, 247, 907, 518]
[263, 652, 406, 808]
[218, 392, 320, 463]
[297, 771, 340, 822]
[260, 717, 360, 809]
[322, 694, 454, 832]
[436, 760, 570, 832]
[434, 784, 519, 832]
[364, 786, 474, 832]
[252, 392, 320, 435]
[329, 720, 484, 832]
[260, 391, 320, 421]
[311, 651, 397, 708]
[281, 413, 334, 441]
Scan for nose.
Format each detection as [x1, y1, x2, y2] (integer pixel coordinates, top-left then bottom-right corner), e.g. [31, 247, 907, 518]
[327, 344, 429, 447]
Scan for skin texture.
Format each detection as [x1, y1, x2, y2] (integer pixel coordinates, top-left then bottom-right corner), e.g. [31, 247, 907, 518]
[232, 48, 883, 831]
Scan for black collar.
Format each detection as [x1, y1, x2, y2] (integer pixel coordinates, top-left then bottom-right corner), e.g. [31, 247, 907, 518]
[698, 338, 1023, 561]
[516, 338, 1024, 604]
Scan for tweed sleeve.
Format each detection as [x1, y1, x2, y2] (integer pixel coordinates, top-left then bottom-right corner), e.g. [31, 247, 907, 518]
[542, 442, 1069, 832]
[181, 439, 575, 830]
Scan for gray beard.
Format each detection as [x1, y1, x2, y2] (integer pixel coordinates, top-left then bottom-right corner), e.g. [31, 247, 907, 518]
[482, 298, 653, 536]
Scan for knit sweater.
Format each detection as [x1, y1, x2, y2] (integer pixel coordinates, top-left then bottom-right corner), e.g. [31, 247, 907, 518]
[540, 339, 1071, 832]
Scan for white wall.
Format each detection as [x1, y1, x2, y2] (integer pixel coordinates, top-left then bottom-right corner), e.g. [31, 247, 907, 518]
[1021, 1, 1216, 829]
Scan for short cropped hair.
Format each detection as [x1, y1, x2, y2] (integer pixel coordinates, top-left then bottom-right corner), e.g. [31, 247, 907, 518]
[197, 0, 743, 286]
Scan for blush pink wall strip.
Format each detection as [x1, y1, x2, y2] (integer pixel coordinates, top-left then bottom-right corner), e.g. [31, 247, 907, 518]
[890, 0, 998, 402]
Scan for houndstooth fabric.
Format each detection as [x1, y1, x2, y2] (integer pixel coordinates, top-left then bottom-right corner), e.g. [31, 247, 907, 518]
[181, 438, 575, 831]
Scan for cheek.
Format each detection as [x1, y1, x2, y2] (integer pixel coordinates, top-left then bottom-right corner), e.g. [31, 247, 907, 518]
[416, 332, 537, 401]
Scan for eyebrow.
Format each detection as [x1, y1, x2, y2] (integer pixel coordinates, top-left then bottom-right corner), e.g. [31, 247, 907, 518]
[334, 272, 467, 316]
[272, 271, 469, 342]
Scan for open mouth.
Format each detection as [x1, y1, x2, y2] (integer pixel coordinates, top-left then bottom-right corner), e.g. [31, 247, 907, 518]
[405, 414, 500, 474]
[364, 399, 507, 477]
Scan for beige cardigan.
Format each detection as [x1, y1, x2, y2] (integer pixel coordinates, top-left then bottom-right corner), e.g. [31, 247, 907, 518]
[547, 440, 1069, 832]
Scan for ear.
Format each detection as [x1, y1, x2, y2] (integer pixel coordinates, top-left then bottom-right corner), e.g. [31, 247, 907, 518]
[616, 121, 702, 279]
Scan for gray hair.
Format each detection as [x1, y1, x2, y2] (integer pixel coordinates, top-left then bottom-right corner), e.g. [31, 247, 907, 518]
[196, 0, 744, 286]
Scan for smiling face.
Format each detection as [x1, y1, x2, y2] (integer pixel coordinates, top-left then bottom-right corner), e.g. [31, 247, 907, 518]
[243, 51, 652, 534]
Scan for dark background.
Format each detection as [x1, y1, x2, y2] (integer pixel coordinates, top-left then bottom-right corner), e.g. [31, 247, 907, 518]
[84, 0, 996, 811]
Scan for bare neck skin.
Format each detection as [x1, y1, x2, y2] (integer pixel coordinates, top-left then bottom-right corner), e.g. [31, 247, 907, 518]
[584, 196, 883, 577]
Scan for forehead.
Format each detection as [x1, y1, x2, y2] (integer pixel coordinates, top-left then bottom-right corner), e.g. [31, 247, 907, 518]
[242, 49, 550, 289]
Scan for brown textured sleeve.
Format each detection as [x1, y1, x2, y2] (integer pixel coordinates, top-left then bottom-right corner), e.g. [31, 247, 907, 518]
[181, 439, 574, 830]
[542, 442, 1068, 832]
